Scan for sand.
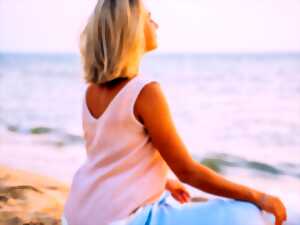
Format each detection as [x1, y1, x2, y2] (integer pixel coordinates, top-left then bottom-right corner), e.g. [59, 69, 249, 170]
[0, 164, 69, 225]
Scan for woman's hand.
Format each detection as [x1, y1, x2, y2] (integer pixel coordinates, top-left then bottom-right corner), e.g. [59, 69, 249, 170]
[256, 193, 287, 225]
[165, 178, 191, 204]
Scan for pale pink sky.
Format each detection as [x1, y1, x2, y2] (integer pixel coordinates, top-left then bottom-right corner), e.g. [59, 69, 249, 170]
[0, 0, 299, 53]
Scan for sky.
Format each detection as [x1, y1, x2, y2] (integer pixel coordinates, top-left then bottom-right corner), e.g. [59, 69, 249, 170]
[0, 0, 300, 54]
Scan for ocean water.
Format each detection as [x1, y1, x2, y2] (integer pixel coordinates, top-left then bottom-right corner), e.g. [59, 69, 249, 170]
[0, 52, 300, 224]
[1, 53, 299, 162]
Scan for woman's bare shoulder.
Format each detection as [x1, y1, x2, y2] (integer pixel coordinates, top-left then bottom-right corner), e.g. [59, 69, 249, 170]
[134, 81, 167, 125]
[136, 81, 162, 106]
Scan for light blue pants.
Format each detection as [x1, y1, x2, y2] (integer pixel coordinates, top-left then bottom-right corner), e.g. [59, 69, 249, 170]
[128, 191, 269, 225]
[61, 191, 270, 225]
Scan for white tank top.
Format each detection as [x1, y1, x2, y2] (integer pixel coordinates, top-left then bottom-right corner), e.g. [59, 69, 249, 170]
[63, 74, 169, 225]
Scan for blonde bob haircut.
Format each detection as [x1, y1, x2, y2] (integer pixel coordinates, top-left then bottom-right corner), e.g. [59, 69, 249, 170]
[80, 0, 145, 85]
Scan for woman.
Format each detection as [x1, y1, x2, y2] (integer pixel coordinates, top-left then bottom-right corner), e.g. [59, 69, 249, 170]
[62, 0, 287, 225]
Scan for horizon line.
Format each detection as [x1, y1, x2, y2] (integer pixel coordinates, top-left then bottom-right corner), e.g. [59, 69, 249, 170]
[1, 50, 300, 56]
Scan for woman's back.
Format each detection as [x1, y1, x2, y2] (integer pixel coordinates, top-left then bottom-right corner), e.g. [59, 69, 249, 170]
[63, 74, 169, 225]
[84, 77, 141, 124]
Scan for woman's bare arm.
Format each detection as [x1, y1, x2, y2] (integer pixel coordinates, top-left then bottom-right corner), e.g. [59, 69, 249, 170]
[135, 81, 261, 201]
[135, 81, 286, 225]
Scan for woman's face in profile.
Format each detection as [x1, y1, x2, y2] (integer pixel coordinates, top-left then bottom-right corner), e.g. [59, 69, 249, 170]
[142, 5, 159, 53]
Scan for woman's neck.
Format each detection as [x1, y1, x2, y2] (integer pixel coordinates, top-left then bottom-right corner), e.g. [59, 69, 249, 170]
[102, 58, 141, 87]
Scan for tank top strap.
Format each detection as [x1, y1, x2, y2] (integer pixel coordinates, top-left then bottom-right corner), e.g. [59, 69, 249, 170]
[128, 74, 156, 105]
[123, 74, 157, 128]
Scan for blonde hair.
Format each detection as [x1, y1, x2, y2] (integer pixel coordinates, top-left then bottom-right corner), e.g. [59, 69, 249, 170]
[80, 0, 145, 85]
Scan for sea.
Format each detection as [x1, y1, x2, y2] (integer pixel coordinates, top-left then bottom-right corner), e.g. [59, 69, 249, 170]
[0, 52, 299, 224]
